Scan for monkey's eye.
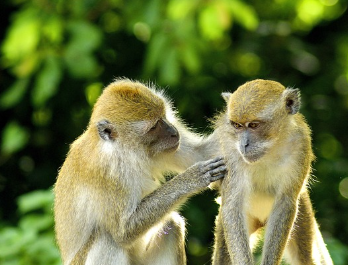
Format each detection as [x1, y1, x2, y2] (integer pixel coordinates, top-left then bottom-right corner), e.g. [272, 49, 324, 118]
[231, 121, 243, 129]
[248, 122, 260, 129]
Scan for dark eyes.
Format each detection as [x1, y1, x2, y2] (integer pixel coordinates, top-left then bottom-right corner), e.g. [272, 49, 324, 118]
[230, 121, 260, 129]
[231, 121, 243, 129]
[248, 122, 260, 129]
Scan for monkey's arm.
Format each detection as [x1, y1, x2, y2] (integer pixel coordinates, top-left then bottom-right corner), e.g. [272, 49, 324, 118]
[261, 195, 298, 265]
[108, 157, 226, 245]
[198, 131, 222, 159]
[212, 211, 232, 265]
[220, 173, 254, 265]
[168, 129, 221, 172]
[261, 140, 313, 265]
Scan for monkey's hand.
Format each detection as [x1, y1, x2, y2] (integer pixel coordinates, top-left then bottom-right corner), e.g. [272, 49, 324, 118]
[177, 157, 227, 191]
[118, 157, 226, 244]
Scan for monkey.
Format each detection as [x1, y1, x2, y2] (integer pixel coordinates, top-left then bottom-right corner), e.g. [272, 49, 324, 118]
[211, 79, 333, 265]
[54, 79, 227, 265]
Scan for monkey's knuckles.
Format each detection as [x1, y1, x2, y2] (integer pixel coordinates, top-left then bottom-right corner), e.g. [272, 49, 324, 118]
[210, 165, 227, 175]
[203, 158, 224, 168]
[179, 160, 226, 187]
[202, 162, 226, 175]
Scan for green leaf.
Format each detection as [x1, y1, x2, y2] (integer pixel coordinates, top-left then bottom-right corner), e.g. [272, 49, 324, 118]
[296, 0, 325, 27]
[63, 20, 102, 78]
[228, 0, 259, 31]
[0, 227, 36, 257]
[0, 79, 29, 109]
[1, 122, 29, 155]
[66, 20, 102, 53]
[1, 8, 40, 66]
[42, 16, 64, 44]
[32, 56, 62, 107]
[198, 5, 225, 40]
[85, 82, 103, 106]
[17, 190, 54, 214]
[167, 0, 197, 20]
[26, 234, 61, 264]
[19, 214, 53, 232]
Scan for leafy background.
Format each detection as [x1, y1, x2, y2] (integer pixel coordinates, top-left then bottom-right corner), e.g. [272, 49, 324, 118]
[0, 0, 348, 264]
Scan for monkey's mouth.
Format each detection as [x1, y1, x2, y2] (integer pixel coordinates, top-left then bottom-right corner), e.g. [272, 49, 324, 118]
[241, 151, 265, 164]
[242, 155, 259, 164]
[165, 141, 180, 153]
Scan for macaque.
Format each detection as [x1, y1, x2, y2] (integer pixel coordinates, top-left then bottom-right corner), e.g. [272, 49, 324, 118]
[211, 79, 332, 265]
[54, 79, 226, 265]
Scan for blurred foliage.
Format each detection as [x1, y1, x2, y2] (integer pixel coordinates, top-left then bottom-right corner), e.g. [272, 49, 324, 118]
[0, 0, 348, 264]
[0, 190, 61, 265]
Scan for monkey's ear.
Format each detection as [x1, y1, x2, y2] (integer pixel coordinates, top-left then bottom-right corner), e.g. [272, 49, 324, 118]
[283, 88, 301, 115]
[221, 92, 231, 103]
[97, 120, 117, 141]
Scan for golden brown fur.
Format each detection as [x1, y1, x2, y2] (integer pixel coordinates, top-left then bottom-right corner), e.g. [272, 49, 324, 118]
[54, 79, 226, 265]
[91, 80, 165, 124]
[211, 79, 332, 265]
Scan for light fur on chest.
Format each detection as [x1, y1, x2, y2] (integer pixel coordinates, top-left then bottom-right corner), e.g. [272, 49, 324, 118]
[246, 192, 275, 223]
[243, 157, 299, 222]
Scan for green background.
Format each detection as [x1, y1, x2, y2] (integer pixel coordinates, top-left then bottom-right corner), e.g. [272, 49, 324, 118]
[0, 0, 348, 264]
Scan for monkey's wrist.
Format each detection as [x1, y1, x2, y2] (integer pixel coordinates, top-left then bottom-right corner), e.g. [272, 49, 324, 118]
[172, 173, 206, 193]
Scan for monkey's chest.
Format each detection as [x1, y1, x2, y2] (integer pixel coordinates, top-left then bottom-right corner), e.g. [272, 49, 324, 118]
[247, 161, 289, 194]
[245, 169, 279, 222]
[247, 192, 275, 223]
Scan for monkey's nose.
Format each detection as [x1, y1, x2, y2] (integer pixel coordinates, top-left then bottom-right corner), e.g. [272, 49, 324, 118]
[240, 138, 249, 154]
[169, 126, 179, 138]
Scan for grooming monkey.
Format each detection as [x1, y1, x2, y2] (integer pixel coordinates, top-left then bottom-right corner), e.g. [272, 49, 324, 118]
[211, 79, 333, 265]
[54, 79, 226, 265]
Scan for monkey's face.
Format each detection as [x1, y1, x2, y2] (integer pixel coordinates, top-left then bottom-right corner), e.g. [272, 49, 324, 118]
[229, 120, 273, 164]
[96, 117, 180, 157]
[141, 118, 180, 156]
[92, 79, 181, 157]
[223, 79, 301, 164]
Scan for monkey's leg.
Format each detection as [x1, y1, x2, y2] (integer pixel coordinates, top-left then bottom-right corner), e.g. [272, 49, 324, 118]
[69, 232, 96, 265]
[212, 212, 231, 265]
[141, 211, 187, 265]
[312, 221, 333, 265]
[248, 216, 264, 254]
[284, 193, 333, 265]
[84, 231, 131, 265]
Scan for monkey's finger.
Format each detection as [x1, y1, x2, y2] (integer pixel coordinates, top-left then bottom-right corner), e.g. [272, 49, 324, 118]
[204, 159, 225, 171]
[203, 157, 224, 165]
[209, 165, 227, 176]
[211, 156, 224, 163]
[210, 173, 225, 182]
